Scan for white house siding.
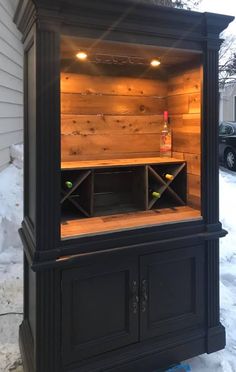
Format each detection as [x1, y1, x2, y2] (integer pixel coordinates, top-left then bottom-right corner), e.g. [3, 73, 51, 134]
[220, 84, 236, 123]
[0, 0, 23, 170]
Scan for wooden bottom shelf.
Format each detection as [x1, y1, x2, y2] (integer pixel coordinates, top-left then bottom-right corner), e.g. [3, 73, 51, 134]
[61, 206, 201, 239]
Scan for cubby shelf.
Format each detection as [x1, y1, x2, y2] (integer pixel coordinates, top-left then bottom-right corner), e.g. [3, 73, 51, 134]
[147, 163, 187, 210]
[61, 157, 187, 221]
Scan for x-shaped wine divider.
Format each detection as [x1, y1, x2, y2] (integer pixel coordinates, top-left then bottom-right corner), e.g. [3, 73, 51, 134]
[148, 163, 186, 210]
[61, 170, 91, 217]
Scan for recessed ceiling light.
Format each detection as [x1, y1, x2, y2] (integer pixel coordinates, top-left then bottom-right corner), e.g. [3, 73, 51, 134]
[150, 59, 161, 67]
[76, 51, 88, 60]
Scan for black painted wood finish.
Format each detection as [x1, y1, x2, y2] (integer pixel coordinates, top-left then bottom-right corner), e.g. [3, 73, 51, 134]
[62, 257, 139, 364]
[140, 245, 205, 341]
[14, 1, 233, 371]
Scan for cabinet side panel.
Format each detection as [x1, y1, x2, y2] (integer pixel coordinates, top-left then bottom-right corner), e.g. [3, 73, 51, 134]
[24, 41, 36, 227]
[28, 265, 36, 342]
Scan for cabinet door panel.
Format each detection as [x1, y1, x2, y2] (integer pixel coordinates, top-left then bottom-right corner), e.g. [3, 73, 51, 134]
[140, 245, 205, 340]
[61, 258, 138, 364]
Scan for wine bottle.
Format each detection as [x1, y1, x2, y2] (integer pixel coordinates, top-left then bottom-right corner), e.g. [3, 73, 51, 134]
[148, 186, 161, 199]
[65, 181, 73, 189]
[160, 111, 172, 157]
[164, 173, 174, 181]
[152, 191, 161, 199]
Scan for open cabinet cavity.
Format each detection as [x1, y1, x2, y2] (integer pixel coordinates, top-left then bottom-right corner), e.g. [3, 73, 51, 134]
[60, 37, 202, 239]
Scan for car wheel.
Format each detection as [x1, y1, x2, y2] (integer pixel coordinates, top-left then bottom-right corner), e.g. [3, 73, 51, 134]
[225, 148, 236, 171]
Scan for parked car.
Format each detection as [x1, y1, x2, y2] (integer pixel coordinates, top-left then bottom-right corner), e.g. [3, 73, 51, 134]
[219, 121, 236, 171]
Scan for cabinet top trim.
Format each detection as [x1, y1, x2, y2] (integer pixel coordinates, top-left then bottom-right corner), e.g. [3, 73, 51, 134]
[15, 0, 234, 49]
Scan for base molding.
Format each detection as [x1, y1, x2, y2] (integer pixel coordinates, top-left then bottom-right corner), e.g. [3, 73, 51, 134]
[19, 320, 34, 372]
[19, 322, 226, 372]
[65, 333, 206, 372]
[106, 339, 205, 372]
[206, 324, 226, 354]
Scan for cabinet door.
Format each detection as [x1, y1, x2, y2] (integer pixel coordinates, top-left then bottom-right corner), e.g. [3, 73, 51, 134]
[140, 245, 205, 340]
[61, 257, 139, 364]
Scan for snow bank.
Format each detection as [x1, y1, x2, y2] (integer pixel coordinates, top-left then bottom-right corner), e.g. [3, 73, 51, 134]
[0, 263, 23, 372]
[220, 169, 236, 263]
[0, 145, 23, 371]
[187, 169, 236, 371]
[0, 145, 23, 264]
[10, 145, 23, 170]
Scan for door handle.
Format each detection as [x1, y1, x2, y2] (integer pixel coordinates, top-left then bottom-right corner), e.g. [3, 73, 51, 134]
[141, 279, 148, 313]
[131, 280, 139, 314]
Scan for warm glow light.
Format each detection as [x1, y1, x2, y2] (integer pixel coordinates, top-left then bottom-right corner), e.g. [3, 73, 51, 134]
[76, 52, 88, 60]
[150, 59, 161, 67]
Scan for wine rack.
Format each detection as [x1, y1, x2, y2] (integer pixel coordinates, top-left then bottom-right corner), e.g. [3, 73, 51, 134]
[61, 170, 93, 219]
[61, 160, 187, 220]
[147, 162, 187, 210]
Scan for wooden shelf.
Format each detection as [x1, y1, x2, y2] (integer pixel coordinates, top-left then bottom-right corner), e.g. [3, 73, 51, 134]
[61, 206, 201, 239]
[61, 157, 182, 170]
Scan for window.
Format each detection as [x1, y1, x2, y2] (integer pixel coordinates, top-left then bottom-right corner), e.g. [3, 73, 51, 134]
[219, 124, 234, 136]
[234, 96, 236, 121]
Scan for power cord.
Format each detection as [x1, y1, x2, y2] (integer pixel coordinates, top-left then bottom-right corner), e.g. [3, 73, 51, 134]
[0, 312, 23, 317]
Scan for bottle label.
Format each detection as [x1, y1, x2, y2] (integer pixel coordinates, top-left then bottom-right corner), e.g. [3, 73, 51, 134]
[160, 132, 172, 153]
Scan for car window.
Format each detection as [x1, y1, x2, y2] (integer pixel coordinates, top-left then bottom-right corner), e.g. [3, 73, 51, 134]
[219, 124, 234, 136]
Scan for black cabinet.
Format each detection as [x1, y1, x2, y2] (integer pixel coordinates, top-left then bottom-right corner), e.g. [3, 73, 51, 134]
[140, 246, 205, 340]
[15, 1, 232, 371]
[61, 245, 205, 366]
[61, 258, 139, 364]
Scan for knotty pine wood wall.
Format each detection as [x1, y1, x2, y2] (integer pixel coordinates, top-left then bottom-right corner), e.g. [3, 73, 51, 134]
[61, 73, 167, 161]
[60, 64, 202, 209]
[167, 65, 202, 209]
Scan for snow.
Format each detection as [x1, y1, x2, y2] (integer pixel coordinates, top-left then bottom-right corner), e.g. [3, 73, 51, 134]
[187, 168, 236, 371]
[0, 145, 23, 372]
[0, 147, 236, 371]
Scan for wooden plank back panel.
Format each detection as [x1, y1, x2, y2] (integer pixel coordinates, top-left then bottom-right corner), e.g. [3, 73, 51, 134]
[184, 153, 200, 176]
[61, 115, 163, 135]
[167, 66, 202, 210]
[168, 68, 202, 96]
[61, 93, 166, 116]
[172, 131, 200, 154]
[172, 152, 200, 176]
[170, 113, 201, 129]
[61, 134, 161, 161]
[61, 73, 166, 161]
[61, 73, 167, 97]
[188, 174, 201, 198]
[167, 93, 200, 115]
